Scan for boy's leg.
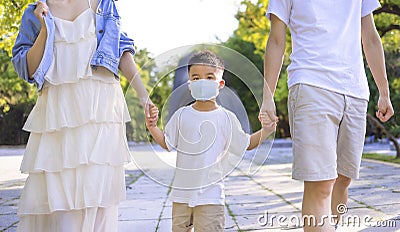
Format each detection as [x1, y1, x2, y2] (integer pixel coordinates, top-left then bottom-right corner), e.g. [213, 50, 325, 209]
[288, 84, 345, 231]
[172, 203, 194, 232]
[192, 204, 225, 232]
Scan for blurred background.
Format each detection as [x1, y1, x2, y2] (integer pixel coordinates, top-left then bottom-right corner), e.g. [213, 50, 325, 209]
[0, 0, 399, 159]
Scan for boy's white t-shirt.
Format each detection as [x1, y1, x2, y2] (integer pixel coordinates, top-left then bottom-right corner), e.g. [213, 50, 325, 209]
[164, 105, 250, 207]
[267, 0, 381, 100]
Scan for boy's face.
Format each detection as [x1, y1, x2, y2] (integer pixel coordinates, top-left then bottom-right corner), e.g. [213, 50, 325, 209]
[188, 64, 225, 89]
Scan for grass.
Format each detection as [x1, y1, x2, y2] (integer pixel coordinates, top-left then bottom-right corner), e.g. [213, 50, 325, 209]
[362, 153, 400, 164]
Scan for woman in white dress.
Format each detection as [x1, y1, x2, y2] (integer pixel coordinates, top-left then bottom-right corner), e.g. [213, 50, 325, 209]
[11, 0, 155, 231]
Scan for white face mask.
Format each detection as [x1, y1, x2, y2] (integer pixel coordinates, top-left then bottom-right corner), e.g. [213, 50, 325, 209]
[188, 79, 220, 101]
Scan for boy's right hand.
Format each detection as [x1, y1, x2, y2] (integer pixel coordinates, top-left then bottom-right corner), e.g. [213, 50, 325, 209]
[145, 104, 159, 128]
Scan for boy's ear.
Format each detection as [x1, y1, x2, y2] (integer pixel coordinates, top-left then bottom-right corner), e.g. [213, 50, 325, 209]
[218, 79, 225, 89]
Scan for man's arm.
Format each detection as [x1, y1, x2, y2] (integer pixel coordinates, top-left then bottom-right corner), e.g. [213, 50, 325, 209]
[264, 14, 287, 95]
[259, 14, 287, 126]
[361, 13, 394, 122]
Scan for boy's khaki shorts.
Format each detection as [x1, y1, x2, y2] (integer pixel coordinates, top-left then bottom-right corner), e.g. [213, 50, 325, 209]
[172, 203, 225, 232]
[288, 84, 368, 181]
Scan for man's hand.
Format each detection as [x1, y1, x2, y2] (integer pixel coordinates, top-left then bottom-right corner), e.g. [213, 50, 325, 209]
[259, 98, 279, 128]
[376, 96, 394, 122]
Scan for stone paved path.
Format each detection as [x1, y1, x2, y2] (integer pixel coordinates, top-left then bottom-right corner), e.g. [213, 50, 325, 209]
[1, 143, 399, 232]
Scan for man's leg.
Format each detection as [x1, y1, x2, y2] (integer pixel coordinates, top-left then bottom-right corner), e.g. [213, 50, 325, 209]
[288, 85, 346, 232]
[303, 180, 336, 232]
[331, 174, 352, 225]
[334, 95, 368, 226]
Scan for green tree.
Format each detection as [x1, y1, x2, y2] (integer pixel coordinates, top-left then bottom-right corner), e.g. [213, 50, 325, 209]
[0, 0, 36, 144]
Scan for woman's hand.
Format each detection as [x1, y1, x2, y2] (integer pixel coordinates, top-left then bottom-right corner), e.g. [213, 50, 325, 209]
[34, 1, 49, 28]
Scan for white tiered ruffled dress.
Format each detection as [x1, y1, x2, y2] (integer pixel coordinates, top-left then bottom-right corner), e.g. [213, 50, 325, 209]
[17, 8, 131, 232]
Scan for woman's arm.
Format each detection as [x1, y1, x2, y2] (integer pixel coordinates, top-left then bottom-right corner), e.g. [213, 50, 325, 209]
[12, 3, 48, 83]
[118, 51, 154, 116]
[26, 2, 49, 79]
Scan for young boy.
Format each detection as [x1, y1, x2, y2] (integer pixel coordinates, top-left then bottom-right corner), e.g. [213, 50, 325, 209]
[145, 50, 276, 232]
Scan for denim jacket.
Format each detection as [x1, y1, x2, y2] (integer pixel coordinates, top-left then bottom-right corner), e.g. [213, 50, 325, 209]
[11, 0, 135, 90]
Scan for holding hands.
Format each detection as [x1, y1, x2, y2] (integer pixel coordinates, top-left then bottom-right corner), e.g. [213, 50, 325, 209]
[259, 111, 277, 135]
[259, 81, 278, 133]
[145, 104, 159, 128]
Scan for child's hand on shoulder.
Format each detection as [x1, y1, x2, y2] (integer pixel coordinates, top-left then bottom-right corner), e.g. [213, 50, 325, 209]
[145, 104, 159, 128]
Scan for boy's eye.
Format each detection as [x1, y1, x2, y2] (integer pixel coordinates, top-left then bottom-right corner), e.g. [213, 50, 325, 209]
[193, 77, 199, 80]
[207, 76, 215, 79]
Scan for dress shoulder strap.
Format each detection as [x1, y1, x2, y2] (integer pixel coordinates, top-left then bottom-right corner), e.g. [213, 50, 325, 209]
[87, 0, 92, 9]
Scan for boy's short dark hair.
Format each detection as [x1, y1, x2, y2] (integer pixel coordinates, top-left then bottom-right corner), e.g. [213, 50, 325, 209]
[187, 50, 225, 72]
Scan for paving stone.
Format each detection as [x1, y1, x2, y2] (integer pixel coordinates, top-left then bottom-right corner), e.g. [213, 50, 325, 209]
[1, 144, 399, 231]
[156, 218, 172, 232]
[118, 219, 158, 232]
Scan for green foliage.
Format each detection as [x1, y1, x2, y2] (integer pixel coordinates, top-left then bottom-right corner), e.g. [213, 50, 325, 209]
[363, 153, 400, 163]
[223, 37, 263, 132]
[374, 0, 400, 52]
[0, 0, 36, 144]
[0, 46, 36, 145]
[0, 0, 33, 56]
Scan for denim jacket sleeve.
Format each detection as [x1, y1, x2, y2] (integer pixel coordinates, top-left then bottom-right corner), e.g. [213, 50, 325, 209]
[11, 3, 54, 90]
[120, 30, 135, 57]
[92, 0, 135, 76]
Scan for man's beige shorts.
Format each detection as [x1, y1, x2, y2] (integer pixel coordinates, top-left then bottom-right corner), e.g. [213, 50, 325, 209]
[288, 84, 368, 181]
[172, 203, 225, 232]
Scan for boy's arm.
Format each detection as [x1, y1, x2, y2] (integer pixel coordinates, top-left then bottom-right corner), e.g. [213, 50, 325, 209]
[247, 126, 275, 150]
[145, 105, 169, 151]
[361, 13, 394, 122]
[147, 126, 169, 151]
[260, 14, 286, 125]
